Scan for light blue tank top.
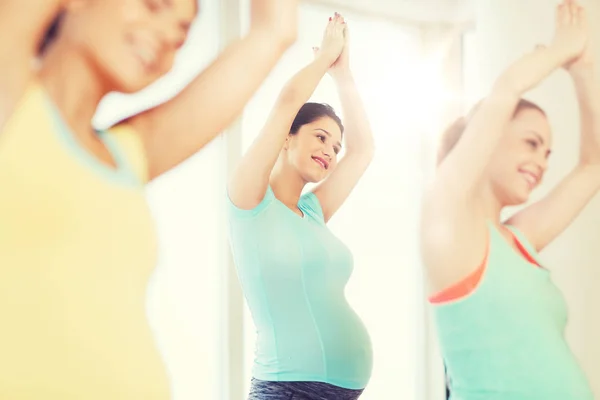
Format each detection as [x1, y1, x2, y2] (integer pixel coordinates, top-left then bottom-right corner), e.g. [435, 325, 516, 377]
[433, 222, 592, 400]
[227, 186, 372, 389]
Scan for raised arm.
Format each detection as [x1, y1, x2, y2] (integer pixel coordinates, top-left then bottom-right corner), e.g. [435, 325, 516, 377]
[507, 0, 600, 251]
[311, 22, 375, 222]
[129, 0, 299, 180]
[228, 15, 346, 210]
[421, 0, 586, 292]
[0, 1, 66, 129]
[434, 9, 585, 204]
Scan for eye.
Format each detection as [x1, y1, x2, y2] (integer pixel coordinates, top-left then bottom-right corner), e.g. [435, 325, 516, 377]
[317, 135, 326, 142]
[333, 146, 340, 155]
[526, 139, 539, 149]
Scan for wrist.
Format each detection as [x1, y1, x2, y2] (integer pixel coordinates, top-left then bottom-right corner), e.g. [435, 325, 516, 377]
[547, 40, 579, 66]
[315, 51, 337, 67]
[331, 70, 354, 82]
[569, 65, 596, 81]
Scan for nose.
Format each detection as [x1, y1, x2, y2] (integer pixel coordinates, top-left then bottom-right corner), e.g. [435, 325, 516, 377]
[321, 148, 333, 161]
[535, 152, 548, 175]
[153, 13, 186, 50]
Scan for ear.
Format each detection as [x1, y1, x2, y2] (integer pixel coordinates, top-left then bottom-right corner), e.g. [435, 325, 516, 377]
[283, 135, 291, 150]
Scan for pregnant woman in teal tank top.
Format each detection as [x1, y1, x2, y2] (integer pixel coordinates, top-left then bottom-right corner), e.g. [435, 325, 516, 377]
[228, 13, 375, 400]
[421, 1, 599, 399]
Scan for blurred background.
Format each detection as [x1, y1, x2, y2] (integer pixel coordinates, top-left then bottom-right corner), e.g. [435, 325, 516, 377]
[92, 0, 600, 399]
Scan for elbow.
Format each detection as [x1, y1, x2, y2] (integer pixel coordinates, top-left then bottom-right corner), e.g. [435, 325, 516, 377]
[491, 75, 527, 101]
[278, 85, 301, 105]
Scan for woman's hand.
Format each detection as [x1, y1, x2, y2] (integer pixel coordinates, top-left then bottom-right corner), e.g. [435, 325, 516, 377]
[550, 0, 588, 68]
[561, 0, 594, 75]
[313, 13, 351, 80]
[312, 13, 346, 67]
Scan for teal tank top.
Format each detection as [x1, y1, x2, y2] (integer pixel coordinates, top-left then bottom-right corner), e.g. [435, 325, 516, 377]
[227, 186, 373, 389]
[432, 222, 592, 400]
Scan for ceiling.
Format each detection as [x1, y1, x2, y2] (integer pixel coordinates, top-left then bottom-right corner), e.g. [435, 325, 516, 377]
[304, 0, 475, 25]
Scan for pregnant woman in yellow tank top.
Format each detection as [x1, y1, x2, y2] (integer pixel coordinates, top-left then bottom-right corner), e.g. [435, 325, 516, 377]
[0, 1, 299, 398]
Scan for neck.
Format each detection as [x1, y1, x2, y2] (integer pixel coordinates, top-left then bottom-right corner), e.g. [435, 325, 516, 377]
[39, 42, 107, 136]
[270, 159, 306, 209]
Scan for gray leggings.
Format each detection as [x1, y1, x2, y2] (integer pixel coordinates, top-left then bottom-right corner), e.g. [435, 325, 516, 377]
[248, 378, 364, 400]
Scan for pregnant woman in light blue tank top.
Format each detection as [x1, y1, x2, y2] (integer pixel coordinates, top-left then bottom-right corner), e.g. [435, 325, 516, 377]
[227, 13, 375, 400]
[421, 1, 598, 399]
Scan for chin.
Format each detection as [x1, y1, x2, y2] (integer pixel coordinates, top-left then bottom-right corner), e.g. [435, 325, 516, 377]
[115, 76, 156, 94]
[301, 171, 327, 184]
[506, 191, 530, 206]
[104, 63, 158, 94]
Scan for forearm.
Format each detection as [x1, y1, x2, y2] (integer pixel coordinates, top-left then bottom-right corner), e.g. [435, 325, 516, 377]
[571, 70, 600, 165]
[438, 46, 569, 196]
[333, 73, 374, 156]
[493, 45, 572, 97]
[278, 55, 333, 106]
[137, 29, 294, 178]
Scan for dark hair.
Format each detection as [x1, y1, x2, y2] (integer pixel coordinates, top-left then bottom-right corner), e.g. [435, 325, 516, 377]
[39, 13, 64, 55]
[290, 102, 344, 136]
[437, 98, 545, 165]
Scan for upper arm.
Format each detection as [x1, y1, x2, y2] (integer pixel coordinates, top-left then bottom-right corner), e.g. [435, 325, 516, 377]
[0, 1, 64, 129]
[311, 150, 373, 223]
[420, 184, 490, 295]
[421, 89, 520, 289]
[506, 164, 600, 251]
[227, 90, 303, 210]
[129, 31, 291, 181]
[436, 88, 520, 202]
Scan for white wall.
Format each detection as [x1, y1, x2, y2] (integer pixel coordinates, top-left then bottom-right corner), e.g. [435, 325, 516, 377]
[467, 0, 600, 395]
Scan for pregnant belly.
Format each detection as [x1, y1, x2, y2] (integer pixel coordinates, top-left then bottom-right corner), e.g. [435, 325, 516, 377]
[318, 307, 373, 379]
[256, 302, 373, 388]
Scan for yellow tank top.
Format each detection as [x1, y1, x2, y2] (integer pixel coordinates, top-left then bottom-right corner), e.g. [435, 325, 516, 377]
[0, 83, 171, 399]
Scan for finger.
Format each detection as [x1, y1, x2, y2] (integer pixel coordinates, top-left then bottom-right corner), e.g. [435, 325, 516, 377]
[577, 6, 586, 29]
[578, 7, 588, 31]
[569, 0, 579, 24]
[326, 15, 335, 32]
[334, 13, 343, 27]
[556, 3, 569, 26]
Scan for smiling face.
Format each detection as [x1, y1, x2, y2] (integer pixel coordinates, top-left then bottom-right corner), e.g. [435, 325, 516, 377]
[285, 116, 343, 183]
[487, 107, 552, 206]
[58, 0, 197, 93]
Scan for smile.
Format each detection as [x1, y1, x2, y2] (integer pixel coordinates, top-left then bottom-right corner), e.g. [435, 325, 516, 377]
[312, 156, 329, 170]
[519, 170, 539, 190]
